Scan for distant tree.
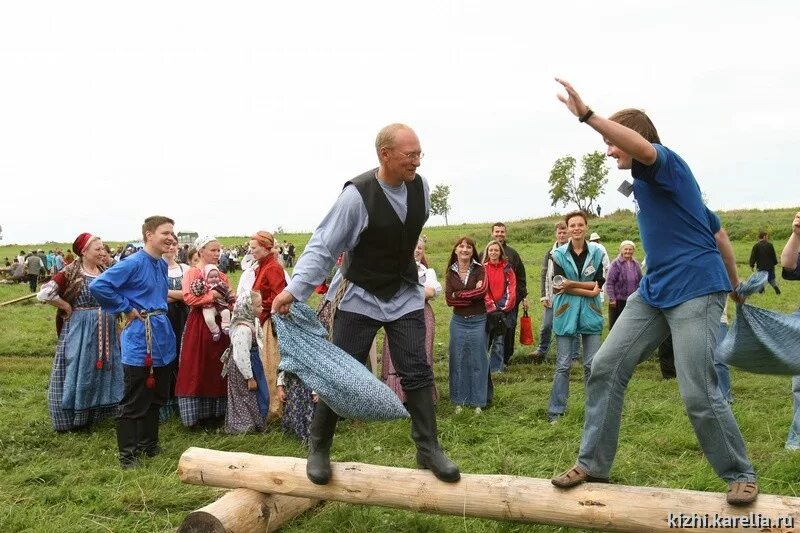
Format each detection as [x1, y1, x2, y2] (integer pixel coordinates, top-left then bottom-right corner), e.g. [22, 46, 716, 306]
[430, 184, 451, 225]
[275, 225, 285, 234]
[547, 151, 608, 214]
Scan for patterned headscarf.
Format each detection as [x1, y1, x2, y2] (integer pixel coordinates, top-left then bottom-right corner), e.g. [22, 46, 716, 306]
[230, 290, 259, 332]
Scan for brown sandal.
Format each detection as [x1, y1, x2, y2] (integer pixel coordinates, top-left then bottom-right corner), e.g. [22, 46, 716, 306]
[727, 481, 758, 505]
[551, 466, 609, 488]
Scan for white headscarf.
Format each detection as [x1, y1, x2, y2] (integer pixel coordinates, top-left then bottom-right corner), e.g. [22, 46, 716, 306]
[194, 235, 217, 250]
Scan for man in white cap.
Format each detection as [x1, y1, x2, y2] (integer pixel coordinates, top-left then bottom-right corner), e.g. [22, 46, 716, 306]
[588, 232, 610, 276]
[588, 232, 610, 304]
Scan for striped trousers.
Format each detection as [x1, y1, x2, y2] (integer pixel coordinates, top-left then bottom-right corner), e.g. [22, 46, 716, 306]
[332, 309, 434, 392]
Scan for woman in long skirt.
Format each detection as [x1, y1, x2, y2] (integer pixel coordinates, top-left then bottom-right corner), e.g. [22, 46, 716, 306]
[38, 233, 123, 431]
[160, 236, 190, 421]
[175, 236, 231, 427]
[444, 236, 489, 414]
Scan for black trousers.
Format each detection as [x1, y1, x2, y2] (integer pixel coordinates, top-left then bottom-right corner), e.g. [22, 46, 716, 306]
[119, 364, 171, 420]
[332, 308, 434, 391]
[502, 305, 520, 363]
[658, 335, 677, 379]
[607, 299, 628, 330]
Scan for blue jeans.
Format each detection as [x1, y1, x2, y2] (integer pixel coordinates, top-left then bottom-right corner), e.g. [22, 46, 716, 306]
[786, 376, 800, 450]
[536, 305, 554, 357]
[577, 290, 755, 483]
[547, 334, 600, 417]
[489, 334, 505, 373]
[715, 324, 732, 403]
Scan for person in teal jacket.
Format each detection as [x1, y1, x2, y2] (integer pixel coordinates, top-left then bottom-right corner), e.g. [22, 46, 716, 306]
[547, 210, 604, 423]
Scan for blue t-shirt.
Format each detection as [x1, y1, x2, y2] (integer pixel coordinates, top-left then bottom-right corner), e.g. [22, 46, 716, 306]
[632, 144, 731, 308]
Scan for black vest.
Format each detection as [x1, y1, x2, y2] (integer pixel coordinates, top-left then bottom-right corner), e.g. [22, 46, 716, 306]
[343, 169, 426, 300]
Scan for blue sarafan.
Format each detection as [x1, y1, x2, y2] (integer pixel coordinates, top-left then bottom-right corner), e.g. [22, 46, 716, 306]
[717, 272, 800, 375]
[273, 303, 409, 421]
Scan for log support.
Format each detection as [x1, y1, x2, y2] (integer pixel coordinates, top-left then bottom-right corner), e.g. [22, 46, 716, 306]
[178, 488, 319, 533]
[178, 447, 800, 533]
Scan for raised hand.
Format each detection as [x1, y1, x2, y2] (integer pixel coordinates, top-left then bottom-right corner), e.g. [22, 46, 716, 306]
[555, 78, 590, 118]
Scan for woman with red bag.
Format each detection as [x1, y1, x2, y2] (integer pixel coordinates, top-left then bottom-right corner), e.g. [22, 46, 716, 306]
[483, 240, 516, 374]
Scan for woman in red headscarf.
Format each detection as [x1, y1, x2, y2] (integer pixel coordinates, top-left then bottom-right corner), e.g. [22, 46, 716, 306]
[236, 231, 287, 419]
[37, 233, 124, 431]
[239, 231, 287, 323]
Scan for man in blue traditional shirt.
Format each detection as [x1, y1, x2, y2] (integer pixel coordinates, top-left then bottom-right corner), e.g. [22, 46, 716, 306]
[549, 79, 758, 505]
[90, 215, 177, 468]
[272, 123, 460, 486]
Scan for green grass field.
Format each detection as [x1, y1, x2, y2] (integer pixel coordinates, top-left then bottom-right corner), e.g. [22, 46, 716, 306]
[2, 210, 800, 532]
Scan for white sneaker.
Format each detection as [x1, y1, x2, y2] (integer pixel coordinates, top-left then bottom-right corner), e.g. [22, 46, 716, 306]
[474, 407, 482, 415]
[454, 405, 463, 414]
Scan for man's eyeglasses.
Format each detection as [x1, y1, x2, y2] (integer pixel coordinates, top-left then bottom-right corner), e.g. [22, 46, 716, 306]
[394, 149, 424, 161]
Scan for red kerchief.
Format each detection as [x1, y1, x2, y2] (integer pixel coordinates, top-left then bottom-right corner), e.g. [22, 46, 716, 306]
[72, 233, 96, 257]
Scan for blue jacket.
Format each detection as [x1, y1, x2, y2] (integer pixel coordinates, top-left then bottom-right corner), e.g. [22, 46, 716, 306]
[552, 242, 604, 336]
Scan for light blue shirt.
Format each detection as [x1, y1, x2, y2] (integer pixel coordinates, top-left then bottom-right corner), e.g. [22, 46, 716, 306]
[287, 171, 430, 322]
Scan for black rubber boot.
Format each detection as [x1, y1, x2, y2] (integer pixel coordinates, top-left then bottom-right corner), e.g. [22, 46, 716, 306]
[306, 400, 338, 485]
[137, 408, 162, 457]
[405, 387, 460, 483]
[116, 418, 140, 469]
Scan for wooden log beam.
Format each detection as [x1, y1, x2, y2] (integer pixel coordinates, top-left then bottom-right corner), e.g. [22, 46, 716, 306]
[0, 293, 36, 307]
[178, 488, 320, 533]
[178, 447, 800, 533]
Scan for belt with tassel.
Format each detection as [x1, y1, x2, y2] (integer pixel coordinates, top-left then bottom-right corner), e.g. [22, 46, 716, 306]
[141, 309, 167, 389]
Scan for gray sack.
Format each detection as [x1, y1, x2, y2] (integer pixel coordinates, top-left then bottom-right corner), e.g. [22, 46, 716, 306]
[716, 271, 800, 375]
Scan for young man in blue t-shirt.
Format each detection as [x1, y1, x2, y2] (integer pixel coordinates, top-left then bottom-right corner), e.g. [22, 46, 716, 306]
[781, 211, 800, 450]
[549, 78, 758, 505]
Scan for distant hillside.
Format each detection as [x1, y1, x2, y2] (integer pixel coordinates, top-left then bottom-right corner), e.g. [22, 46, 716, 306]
[1, 207, 797, 258]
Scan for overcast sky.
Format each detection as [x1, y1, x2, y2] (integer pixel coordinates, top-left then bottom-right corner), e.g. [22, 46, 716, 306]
[2, 1, 799, 244]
